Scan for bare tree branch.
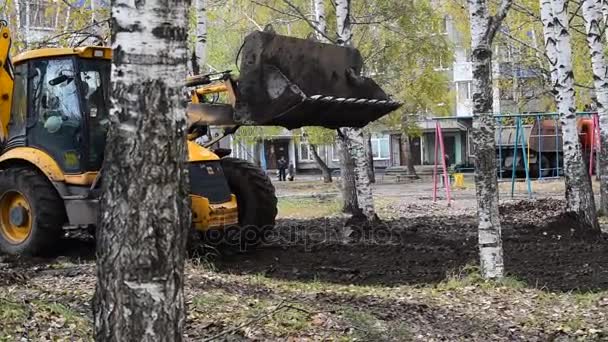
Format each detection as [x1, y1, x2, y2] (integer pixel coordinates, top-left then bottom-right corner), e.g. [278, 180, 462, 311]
[34, 18, 110, 48]
[509, 0, 588, 36]
[280, 0, 336, 43]
[243, 11, 263, 30]
[488, 0, 514, 41]
[568, 0, 584, 25]
[499, 31, 546, 57]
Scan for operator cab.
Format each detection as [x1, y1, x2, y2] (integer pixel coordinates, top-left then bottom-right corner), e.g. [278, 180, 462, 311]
[10, 47, 111, 175]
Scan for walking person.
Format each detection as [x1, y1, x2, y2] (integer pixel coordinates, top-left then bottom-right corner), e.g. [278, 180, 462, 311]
[277, 156, 288, 181]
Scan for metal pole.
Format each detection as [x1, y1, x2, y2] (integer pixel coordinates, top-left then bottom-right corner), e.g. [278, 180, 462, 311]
[498, 117, 503, 180]
[511, 117, 521, 198]
[589, 114, 597, 177]
[596, 114, 601, 180]
[519, 117, 533, 198]
[555, 118, 560, 177]
[437, 121, 452, 205]
[433, 123, 439, 202]
[537, 114, 542, 180]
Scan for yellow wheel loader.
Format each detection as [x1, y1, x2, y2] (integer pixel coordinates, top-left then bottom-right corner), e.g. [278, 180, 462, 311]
[0, 21, 400, 255]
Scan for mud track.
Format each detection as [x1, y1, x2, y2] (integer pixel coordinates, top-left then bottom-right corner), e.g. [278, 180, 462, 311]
[214, 199, 608, 292]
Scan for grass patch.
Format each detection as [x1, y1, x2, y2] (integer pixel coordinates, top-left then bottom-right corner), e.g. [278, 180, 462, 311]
[0, 298, 28, 341]
[32, 300, 91, 337]
[192, 291, 236, 309]
[1, 298, 91, 341]
[0, 298, 27, 322]
[278, 196, 341, 218]
[340, 308, 413, 341]
[437, 265, 527, 291]
[190, 288, 312, 337]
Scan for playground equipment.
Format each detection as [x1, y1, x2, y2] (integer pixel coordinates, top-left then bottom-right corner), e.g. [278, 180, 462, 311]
[496, 114, 599, 180]
[432, 112, 601, 203]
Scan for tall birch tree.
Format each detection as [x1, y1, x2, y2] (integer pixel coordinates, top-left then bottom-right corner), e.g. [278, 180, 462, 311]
[94, 0, 191, 339]
[193, 0, 207, 74]
[312, 0, 326, 39]
[582, 0, 608, 216]
[306, 0, 335, 184]
[543, 0, 599, 230]
[467, 0, 513, 278]
[336, 0, 378, 222]
[312, 0, 361, 214]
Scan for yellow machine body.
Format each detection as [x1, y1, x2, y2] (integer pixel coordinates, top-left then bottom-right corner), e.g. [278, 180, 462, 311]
[0, 24, 13, 141]
[1, 40, 238, 232]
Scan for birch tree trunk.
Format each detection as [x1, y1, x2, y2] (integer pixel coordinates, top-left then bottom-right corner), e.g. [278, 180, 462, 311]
[313, 0, 327, 41]
[338, 133, 364, 216]
[582, 0, 608, 216]
[401, 114, 419, 177]
[539, 0, 559, 95]
[24, 0, 30, 48]
[401, 134, 419, 177]
[193, 0, 207, 74]
[14, 0, 21, 44]
[307, 0, 334, 183]
[310, 145, 332, 183]
[94, 0, 191, 339]
[467, 0, 512, 279]
[549, 0, 600, 229]
[364, 131, 375, 183]
[336, 0, 378, 222]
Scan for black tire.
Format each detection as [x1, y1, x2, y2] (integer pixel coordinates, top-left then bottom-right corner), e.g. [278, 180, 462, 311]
[220, 157, 277, 249]
[0, 167, 66, 256]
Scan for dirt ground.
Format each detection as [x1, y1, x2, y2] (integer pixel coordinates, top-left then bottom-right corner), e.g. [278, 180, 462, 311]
[1, 178, 607, 341]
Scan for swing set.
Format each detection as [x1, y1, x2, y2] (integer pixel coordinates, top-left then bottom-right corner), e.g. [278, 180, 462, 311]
[432, 112, 601, 205]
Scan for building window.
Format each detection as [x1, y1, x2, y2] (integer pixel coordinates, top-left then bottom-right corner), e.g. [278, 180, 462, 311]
[457, 81, 471, 101]
[433, 55, 450, 71]
[299, 142, 312, 161]
[331, 143, 340, 161]
[371, 135, 390, 160]
[441, 16, 449, 35]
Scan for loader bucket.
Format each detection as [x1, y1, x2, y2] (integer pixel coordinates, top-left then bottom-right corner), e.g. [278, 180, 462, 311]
[234, 31, 401, 129]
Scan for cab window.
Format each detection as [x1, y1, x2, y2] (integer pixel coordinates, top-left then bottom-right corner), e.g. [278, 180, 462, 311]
[27, 58, 83, 173]
[8, 63, 27, 140]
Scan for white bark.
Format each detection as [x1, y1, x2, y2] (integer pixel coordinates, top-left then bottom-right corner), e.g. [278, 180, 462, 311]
[582, 0, 608, 215]
[94, 0, 191, 339]
[467, 0, 512, 279]
[24, 0, 30, 48]
[313, 0, 327, 42]
[601, 0, 608, 41]
[335, 0, 377, 221]
[540, 0, 559, 90]
[335, 0, 352, 46]
[14, 0, 21, 43]
[193, 0, 207, 74]
[492, 47, 501, 113]
[344, 127, 376, 220]
[549, 0, 599, 229]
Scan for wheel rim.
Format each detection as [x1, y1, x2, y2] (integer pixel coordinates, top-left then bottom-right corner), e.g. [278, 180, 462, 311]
[0, 191, 32, 244]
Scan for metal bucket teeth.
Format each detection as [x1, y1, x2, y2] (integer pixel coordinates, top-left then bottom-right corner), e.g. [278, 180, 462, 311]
[266, 95, 402, 129]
